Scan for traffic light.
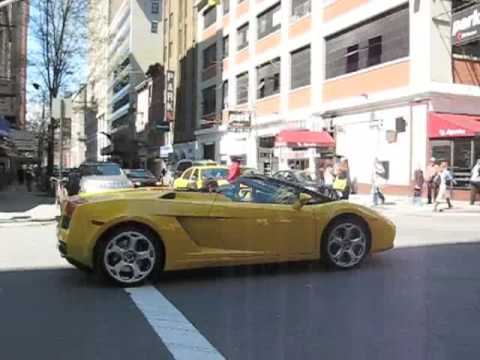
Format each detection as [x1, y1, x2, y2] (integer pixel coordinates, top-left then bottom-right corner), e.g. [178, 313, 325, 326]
[396, 117, 407, 133]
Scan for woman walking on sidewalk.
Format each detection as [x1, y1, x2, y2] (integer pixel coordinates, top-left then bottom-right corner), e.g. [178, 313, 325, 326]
[434, 161, 456, 212]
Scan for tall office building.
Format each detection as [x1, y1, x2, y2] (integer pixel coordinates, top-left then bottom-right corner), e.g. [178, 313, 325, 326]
[105, 0, 164, 167]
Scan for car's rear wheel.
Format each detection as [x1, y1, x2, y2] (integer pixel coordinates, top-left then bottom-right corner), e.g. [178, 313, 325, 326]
[95, 225, 163, 286]
[321, 217, 370, 270]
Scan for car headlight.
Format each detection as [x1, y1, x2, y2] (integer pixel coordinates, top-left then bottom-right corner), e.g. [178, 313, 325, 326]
[155, 181, 162, 186]
[134, 181, 142, 187]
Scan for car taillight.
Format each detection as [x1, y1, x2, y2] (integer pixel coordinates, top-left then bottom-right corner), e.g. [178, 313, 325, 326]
[64, 197, 87, 218]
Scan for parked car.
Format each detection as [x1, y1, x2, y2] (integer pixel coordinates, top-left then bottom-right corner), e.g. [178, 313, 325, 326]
[240, 167, 260, 176]
[124, 169, 162, 188]
[76, 162, 132, 194]
[173, 159, 217, 178]
[58, 174, 396, 286]
[173, 165, 229, 190]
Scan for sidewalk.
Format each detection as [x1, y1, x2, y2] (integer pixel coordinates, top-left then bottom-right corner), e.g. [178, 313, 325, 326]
[0, 185, 59, 223]
[349, 193, 479, 214]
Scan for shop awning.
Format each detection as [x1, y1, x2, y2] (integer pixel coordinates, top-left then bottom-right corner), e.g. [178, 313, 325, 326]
[275, 130, 335, 148]
[428, 112, 480, 138]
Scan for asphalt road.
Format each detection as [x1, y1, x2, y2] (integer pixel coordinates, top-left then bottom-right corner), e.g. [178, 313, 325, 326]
[0, 211, 479, 360]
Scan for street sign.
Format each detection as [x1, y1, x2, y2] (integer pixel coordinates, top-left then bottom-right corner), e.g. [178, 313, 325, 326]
[228, 110, 251, 132]
[165, 71, 175, 122]
[452, 4, 480, 46]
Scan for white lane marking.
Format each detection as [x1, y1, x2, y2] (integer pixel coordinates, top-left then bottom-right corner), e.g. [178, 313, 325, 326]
[125, 286, 225, 360]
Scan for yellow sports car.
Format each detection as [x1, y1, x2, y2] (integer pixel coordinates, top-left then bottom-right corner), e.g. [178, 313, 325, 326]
[57, 175, 395, 286]
[173, 165, 229, 190]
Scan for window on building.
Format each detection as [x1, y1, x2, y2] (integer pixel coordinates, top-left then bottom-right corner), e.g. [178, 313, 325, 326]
[203, 43, 217, 69]
[325, 4, 409, 79]
[257, 3, 281, 39]
[202, 86, 216, 115]
[237, 23, 249, 50]
[223, 35, 229, 58]
[204, 6, 217, 29]
[151, 21, 158, 33]
[291, 46, 311, 89]
[151, 0, 160, 14]
[257, 58, 280, 99]
[236, 72, 249, 104]
[291, 0, 311, 19]
[169, 13, 173, 29]
[222, 80, 229, 109]
[367, 36, 382, 67]
[223, 0, 230, 14]
[345, 44, 359, 73]
[168, 41, 173, 59]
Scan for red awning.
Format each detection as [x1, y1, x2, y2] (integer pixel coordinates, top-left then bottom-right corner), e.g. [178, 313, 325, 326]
[275, 130, 335, 148]
[428, 112, 480, 138]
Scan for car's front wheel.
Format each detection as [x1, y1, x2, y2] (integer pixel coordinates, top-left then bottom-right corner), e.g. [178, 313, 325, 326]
[95, 225, 163, 286]
[321, 217, 370, 270]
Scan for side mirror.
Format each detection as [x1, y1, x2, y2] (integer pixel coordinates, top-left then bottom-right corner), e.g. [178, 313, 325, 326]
[292, 193, 312, 211]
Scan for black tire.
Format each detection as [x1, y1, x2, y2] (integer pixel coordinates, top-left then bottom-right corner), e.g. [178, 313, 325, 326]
[95, 224, 164, 287]
[321, 216, 371, 270]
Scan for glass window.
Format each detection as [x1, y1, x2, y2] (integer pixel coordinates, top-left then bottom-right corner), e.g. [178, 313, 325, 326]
[222, 80, 229, 109]
[201, 168, 228, 180]
[183, 169, 193, 179]
[223, 0, 230, 14]
[453, 139, 472, 169]
[202, 86, 216, 115]
[223, 35, 229, 58]
[236, 72, 249, 104]
[204, 6, 217, 29]
[346, 44, 359, 74]
[203, 43, 217, 69]
[367, 36, 382, 67]
[474, 138, 480, 161]
[237, 23, 249, 50]
[151, 0, 160, 14]
[291, 0, 311, 18]
[81, 164, 121, 176]
[257, 3, 281, 39]
[325, 4, 409, 79]
[257, 58, 280, 99]
[291, 46, 311, 89]
[191, 169, 199, 180]
[431, 140, 452, 165]
[151, 21, 158, 33]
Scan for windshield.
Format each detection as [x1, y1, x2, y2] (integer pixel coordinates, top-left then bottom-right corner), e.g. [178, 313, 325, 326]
[201, 168, 228, 179]
[81, 164, 121, 176]
[298, 171, 314, 182]
[126, 169, 154, 179]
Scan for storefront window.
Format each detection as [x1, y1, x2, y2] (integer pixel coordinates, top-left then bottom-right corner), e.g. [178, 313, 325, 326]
[453, 139, 472, 169]
[474, 138, 480, 161]
[431, 140, 452, 164]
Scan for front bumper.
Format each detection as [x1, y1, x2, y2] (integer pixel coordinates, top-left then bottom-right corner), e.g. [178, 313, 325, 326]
[58, 240, 67, 257]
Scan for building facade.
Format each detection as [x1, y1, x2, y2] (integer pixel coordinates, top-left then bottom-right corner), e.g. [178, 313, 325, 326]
[106, 0, 164, 168]
[194, 0, 480, 197]
[0, 0, 29, 184]
[87, 0, 111, 162]
[163, 0, 198, 161]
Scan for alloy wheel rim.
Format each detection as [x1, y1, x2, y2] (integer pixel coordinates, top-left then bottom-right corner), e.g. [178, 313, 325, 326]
[327, 223, 367, 268]
[104, 231, 156, 283]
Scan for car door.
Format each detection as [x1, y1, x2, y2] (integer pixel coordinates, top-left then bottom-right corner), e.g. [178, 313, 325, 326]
[174, 168, 193, 190]
[209, 179, 317, 259]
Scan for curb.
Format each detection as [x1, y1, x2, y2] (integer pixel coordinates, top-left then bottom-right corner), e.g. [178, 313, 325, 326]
[0, 216, 58, 225]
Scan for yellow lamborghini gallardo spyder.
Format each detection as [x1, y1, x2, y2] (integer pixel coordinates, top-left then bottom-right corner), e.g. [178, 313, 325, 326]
[57, 175, 395, 286]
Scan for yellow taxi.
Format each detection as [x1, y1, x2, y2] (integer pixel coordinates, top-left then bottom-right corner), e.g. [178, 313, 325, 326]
[173, 165, 230, 190]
